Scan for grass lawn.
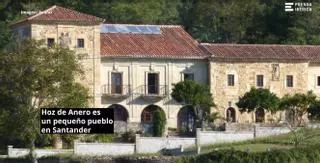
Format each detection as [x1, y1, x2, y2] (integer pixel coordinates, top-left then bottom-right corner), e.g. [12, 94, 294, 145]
[182, 128, 320, 155]
[216, 143, 293, 153]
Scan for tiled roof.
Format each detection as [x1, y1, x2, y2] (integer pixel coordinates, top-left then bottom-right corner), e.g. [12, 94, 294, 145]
[100, 25, 206, 59]
[11, 5, 104, 26]
[294, 45, 320, 62]
[200, 43, 314, 61]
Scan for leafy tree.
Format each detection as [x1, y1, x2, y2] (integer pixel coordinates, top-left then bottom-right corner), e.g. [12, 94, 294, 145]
[279, 91, 317, 126]
[0, 39, 89, 162]
[153, 109, 166, 137]
[171, 80, 215, 129]
[236, 87, 280, 114]
[308, 100, 320, 121]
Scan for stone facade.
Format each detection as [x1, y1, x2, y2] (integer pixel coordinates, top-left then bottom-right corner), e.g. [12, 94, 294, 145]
[14, 23, 102, 107]
[210, 60, 310, 124]
[11, 6, 320, 134]
[100, 58, 208, 129]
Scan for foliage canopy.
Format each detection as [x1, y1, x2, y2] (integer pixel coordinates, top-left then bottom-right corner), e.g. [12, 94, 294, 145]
[236, 87, 280, 114]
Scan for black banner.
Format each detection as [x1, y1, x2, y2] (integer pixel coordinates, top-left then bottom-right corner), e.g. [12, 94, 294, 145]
[40, 108, 114, 134]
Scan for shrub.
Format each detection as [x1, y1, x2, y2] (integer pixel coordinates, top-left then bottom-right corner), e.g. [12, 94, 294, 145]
[121, 130, 136, 143]
[175, 144, 320, 163]
[153, 109, 166, 137]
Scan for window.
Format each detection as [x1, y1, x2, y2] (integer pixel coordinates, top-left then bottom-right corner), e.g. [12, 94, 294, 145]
[111, 73, 122, 94]
[142, 111, 152, 122]
[184, 73, 194, 81]
[47, 38, 55, 48]
[227, 74, 235, 86]
[147, 73, 159, 94]
[286, 75, 293, 87]
[256, 75, 264, 87]
[77, 38, 84, 48]
[317, 76, 320, 87]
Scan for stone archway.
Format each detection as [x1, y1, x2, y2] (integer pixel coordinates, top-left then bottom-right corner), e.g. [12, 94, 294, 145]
[285, 109, 295, 124]
[141, 105, 165, 135]
[108, 104, 129, 133]
[255, 108, 265, 123]
[226, 107, 236, 123]
[177, 105, 196, 134]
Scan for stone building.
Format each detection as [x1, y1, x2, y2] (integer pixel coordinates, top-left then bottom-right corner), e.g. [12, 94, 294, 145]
[11, 6, 320, 133]
[201, 44, 320, 124]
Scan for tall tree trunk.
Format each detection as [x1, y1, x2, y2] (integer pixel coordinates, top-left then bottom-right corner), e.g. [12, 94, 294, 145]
[52, 135, 63, 149]
[29, 138, 37, 163]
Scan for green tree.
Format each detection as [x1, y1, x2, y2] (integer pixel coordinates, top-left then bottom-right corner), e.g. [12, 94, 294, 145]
[279, 91, 317, 126]
[236, 87, 280, 114]
[0, 39, 89, 162]
[171, 80, 215, 129]
[153, 109, 166, 137]
[308, 100, 320, 121]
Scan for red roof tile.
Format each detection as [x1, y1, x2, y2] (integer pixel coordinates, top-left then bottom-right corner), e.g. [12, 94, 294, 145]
[294, 45, 320, 62]
[11, 5, 104, 26]
[200, 43, 312, 61]
[100, 25, 206, 59]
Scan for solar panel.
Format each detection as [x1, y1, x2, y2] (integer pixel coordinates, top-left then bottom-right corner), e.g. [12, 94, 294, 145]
[138, 26, 152, 33]
[127, 26, 140, 33]
[148, 26, 161, 33]
[100, 24, 161, 34]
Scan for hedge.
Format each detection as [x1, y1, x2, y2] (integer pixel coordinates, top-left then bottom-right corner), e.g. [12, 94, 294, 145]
[174, 144, 320, 163]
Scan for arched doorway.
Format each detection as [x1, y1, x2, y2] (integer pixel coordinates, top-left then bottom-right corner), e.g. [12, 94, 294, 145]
[285, 109, 295, 124]
[255, 108, 265, 123]
[177, 106, 196, 135]
[141, 105, 165, 135]
[108, 104, 129, 133]
[226, 107, 236, 123]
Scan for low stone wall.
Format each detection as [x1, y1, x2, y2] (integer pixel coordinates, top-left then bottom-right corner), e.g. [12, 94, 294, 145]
[255, 127, 291, 137]
[225, 123, 291, 137]
[198, 130, 254, 145]
[136, 135, 196, 153]
[7, 146, 72, 158]
[6, 125, 295, 157]
[307, 123, 320, 128]
[74, 142, 135, 156]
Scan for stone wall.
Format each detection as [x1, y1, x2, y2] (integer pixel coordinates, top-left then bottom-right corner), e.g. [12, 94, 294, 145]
[74, 142, 135, 156]
[7, 127, 294, 157]
[30, 23, 102, 108]
[135, 135, 196, 153]
[308, 63, 320, 97]
[7, 146, 72, 158]
[198, 131, 254, 145]
[210, 61, 309, 124]
[101, 58, 208, 128]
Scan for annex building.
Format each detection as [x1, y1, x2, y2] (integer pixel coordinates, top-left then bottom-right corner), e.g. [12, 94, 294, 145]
[11, 6, 320, 134]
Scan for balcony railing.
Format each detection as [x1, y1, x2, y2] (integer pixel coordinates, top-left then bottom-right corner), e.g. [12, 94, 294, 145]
[138, 85, 168, 101]
[101, 84, 131, 99]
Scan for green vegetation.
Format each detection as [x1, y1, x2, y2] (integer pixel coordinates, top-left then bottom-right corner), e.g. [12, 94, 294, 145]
[153, 109, 166, 137]
[175, 128, 320, 163]
[0, 39, 89, 162]
[175, 145, 320, 163]
[236, 87, 280, 114]
[1, 1, 320, 44]
[308, 100, 320, 121]
[171, 80, 216, 129]
[279, 91, 317, 126]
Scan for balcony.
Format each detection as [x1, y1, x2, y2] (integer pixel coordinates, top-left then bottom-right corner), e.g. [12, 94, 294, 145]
[101, 84, 131, 100]
[138, 85, 168, 102]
